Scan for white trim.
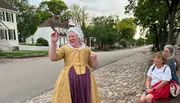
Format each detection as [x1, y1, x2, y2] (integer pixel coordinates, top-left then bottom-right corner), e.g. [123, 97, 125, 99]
[0, 7, 17, 13]
[19, 45, 49, 51]
[0, 21, 9, 29]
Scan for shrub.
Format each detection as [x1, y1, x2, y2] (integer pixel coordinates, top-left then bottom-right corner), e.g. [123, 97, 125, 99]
[119, 39, 128, 48]
[36, 37, 49, 46]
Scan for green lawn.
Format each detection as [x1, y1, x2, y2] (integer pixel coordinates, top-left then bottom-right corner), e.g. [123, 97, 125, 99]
[0, 50, 48, 58]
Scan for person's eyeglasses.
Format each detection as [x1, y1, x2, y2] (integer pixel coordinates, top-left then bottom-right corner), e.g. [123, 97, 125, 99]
[164, 50, 170, 53]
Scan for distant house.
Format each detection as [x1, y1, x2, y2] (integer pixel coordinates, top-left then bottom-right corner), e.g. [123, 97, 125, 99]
[0, 0, 19, 51]
[26, 15, 69, 47]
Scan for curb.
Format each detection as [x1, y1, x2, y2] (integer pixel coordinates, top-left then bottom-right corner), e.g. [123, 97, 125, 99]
[0, 55, 48, 59]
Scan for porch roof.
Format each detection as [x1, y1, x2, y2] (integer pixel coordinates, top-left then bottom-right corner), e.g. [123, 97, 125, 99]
[0, 0, 16, 11]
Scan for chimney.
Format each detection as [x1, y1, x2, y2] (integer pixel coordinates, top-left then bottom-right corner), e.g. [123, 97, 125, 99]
[54, 15, 60, 24]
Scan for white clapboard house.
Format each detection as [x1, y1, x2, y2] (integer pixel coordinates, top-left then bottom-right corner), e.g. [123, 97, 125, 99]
[26, 15, 69, 47]
[0, 0, 19, 51]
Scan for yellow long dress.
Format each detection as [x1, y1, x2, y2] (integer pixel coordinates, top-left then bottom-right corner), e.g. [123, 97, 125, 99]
[52, 45, 100, 103]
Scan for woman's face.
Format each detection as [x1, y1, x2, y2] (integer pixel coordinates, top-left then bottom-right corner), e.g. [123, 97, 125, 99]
[163, 48, 170, 57]
[153, 56, 164, 65]
[68, 32, 80, 47]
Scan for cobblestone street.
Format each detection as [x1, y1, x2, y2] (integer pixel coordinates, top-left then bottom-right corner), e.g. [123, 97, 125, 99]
[23, 52, 152, 103]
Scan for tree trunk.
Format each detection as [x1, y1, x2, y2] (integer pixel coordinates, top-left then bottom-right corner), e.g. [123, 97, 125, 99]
[167, 13, 175, 44]
[153, 24, 160, 51]
[158, 10, 169, 50]
[159, 28, 168, 50]
[166, 0, 180, 44]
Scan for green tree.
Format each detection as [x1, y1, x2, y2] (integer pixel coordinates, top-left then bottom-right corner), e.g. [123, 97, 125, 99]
[119, 39, 128, 48]
[136, 37, 145, 46]
[91, 16, 117, 50]
[36, 7, 50, 25]
[6, 0, 39, 41]
[69, 4, 88, 29]
[83, 25, 95, 38]
[38, 0, 68, 15]
[38, 0, 70, 23]
[115, 18, 136, 42]
[125, 0, 180, 50]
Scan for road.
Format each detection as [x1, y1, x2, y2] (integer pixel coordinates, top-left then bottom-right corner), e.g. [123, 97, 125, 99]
[0, 46, 151, 103]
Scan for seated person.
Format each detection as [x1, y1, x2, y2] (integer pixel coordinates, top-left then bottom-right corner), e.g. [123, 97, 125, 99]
[140, 52, 172, 103]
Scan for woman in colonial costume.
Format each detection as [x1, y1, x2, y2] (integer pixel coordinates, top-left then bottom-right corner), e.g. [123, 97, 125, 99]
[48, 26, 100, 103]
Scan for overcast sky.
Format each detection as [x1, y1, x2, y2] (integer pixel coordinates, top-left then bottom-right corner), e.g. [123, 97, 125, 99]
[29, 0, 132, 19]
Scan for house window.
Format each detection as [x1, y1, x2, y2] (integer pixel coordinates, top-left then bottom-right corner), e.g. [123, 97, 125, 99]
[31, 38, 34, 44]
[0, 11, 2, 21]
[8, 29, 14, 40]
[11, 13, 14, 22]
[2, 11, 5, 21]
[13, 30, 16, 40]
[5, 30, 7, 40]
[0, 30, 5, 40]
[6, 12, 11, 22]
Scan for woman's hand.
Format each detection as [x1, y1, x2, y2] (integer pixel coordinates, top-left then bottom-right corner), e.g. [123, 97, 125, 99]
[146, 88, 153, 93]
[51, 31, 59, 43]
[90, 52, 97, 60]
[90, 52, 98, 68]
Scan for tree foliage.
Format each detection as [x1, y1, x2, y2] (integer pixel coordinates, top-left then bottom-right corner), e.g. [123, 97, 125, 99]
[125, 0, 180, 50]
[84, 16, 136, 49]
[69, 4, 88, 29]
[6, 0, 39, 41]
[91, 16, 117, 49]
[136, 37, 145, 46]
[38, 0, 68, 15]
[6, 0, 68, 42]
[115, 18, 136, 41]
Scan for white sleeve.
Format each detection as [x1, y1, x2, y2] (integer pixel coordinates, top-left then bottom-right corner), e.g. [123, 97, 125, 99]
[162, 66, 172, 81]
[147, 64, 155, 77]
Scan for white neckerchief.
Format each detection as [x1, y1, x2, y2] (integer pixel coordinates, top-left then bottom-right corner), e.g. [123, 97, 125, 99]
[67, 43, 86, 50]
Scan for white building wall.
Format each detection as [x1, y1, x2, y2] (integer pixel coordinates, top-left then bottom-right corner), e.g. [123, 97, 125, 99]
[0, 40, 12, 51]
[19, 45, 49, 50]
[0, 8, 19, 51]
[26, 35, 34, 44]
[2, 20, 19, 46]
[26, 27, 68, 47]
[26, 27, 55, 46]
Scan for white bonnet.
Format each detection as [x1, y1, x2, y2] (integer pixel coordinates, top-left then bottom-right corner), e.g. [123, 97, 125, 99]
[68, 26, 84, 43]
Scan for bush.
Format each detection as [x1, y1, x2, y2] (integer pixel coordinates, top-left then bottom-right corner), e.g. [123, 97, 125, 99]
[110, 45, 116, 49]
[36, 37, 49, 46]
[119, 39, 128, 48]
[117, 45, 123, 49]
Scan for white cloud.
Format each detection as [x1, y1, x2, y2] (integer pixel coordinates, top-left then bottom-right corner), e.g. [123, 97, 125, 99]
[29, 0, 132, 19]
